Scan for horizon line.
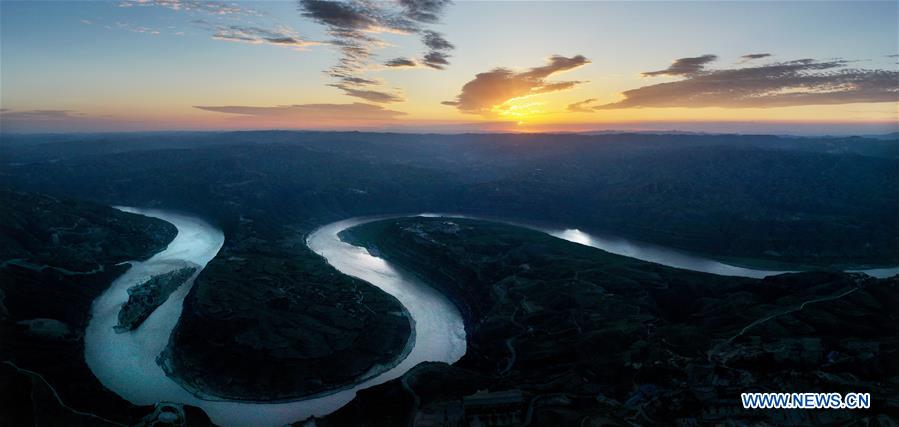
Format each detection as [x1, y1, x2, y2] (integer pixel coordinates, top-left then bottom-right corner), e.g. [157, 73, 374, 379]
[2, 128, 897, 138]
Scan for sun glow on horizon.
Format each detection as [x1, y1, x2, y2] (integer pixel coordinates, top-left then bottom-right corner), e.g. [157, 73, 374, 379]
[491, 99, 547, 123]
[0, 1, 896, 134]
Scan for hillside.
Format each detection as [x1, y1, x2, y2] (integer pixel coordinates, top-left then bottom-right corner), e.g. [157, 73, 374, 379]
[332, 217, 898, 426]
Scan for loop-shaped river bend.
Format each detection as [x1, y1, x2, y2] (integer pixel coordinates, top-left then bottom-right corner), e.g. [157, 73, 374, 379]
[85, 208, 898, 427]
[85, 209, 466, 427]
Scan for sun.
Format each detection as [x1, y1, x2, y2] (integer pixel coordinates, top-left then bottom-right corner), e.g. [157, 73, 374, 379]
[491, 99, 546, 123]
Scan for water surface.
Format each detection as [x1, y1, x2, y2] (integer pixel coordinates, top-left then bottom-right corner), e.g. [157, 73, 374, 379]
[85, 210, 894, 427]
[419, 212, 895, 278]
[547, 228, 897, 278]
[85, 210, 466, 427]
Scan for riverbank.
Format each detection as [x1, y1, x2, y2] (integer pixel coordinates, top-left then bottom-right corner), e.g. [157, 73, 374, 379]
[0, 193, 182, 425]
[330, 216, 899, 426]
[83, 211, 463, 427]
[413, 212, 897, 279]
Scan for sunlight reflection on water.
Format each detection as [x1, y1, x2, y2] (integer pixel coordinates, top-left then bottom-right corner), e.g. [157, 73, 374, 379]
[86, 210, 465, 427]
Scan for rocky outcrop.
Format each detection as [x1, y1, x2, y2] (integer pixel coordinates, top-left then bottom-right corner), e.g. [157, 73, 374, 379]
[115, 266, 197, 333]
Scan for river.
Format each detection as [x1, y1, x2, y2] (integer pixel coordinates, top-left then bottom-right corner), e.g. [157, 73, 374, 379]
[85, 209, 895, 427]
[418, 213, 898, 279]
[545, 228, 899, 279]
[84, 209, 465, 427]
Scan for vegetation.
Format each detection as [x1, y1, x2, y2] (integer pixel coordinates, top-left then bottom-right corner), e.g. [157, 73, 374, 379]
[163, 242, 412, 400]
[0, 131, 896, 423]
[4, 131, 897, 266]
[331, 217, 898, 426]
[0, 190, 195, 425]
[0, 190, 176, 271]
[116, 266, 197, 333]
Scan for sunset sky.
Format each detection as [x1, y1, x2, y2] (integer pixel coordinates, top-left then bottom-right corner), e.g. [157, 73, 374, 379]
[1, 0, 897, 134]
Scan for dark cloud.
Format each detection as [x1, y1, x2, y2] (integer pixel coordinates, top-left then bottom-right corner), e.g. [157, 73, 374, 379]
[210, 25, 315, 48]
[398, 0, 452, 24]
[194, 102, 406, 119]
[567, 98, 598, 112]
[741, 53, 772, 61]
[341, 76, 379, 85]
[385, 57, 417, 67]
[298, 0, 454, 102]
[328, 84, 405, 103]
[422, 30, 453, 50]
[267, 37, 304, 45]
[193, 102, 406, 129]
[642, 54, 718, 77]
[0, 110, 81, 120]
[596, 58, 899, 109]
[444, 55, 590, 115]
[423, 51, 450, 69]
[522, 55, 590, 79]
[420, 30, 453, 69]
[123, 3, 309, 48]
[299, 0, 380, 30]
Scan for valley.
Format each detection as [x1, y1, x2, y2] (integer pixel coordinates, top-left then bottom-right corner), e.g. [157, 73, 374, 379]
[1, 131, 897, 426]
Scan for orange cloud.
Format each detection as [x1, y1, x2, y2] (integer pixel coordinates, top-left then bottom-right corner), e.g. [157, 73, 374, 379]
[600, 58, 899, 109]
[443, 55, 590, 116]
